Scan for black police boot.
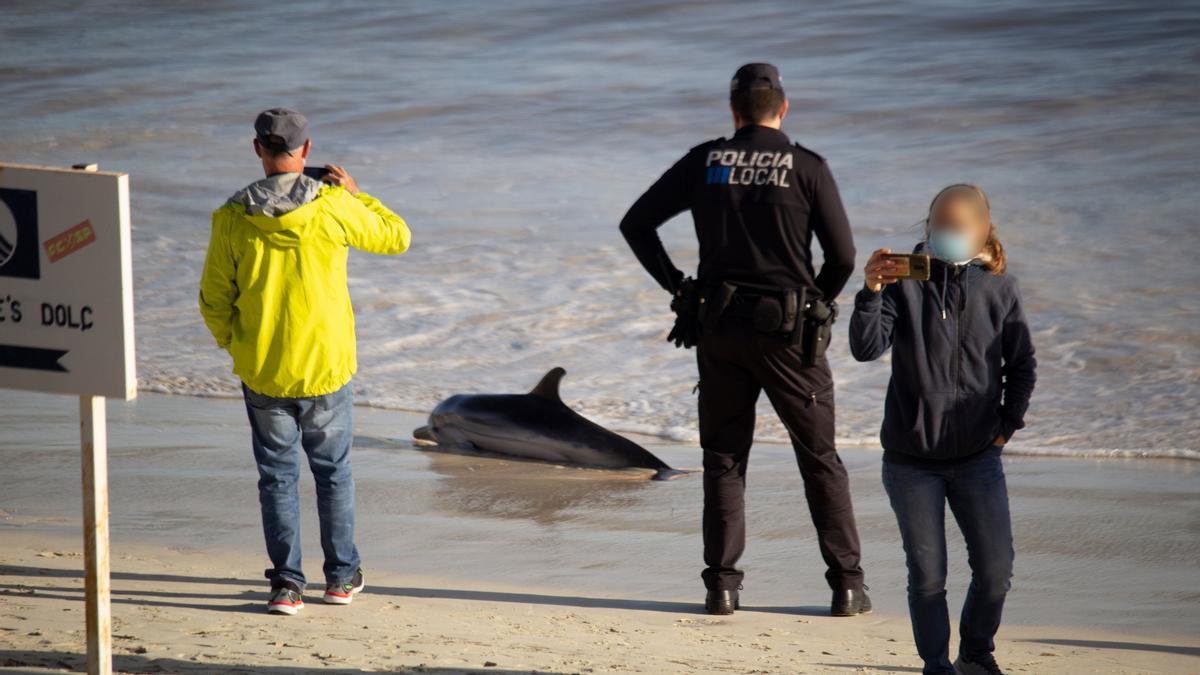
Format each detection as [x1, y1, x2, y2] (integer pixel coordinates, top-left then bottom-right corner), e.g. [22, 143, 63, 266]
[704, 589, 740, 615]
[830, 587, 871, 616]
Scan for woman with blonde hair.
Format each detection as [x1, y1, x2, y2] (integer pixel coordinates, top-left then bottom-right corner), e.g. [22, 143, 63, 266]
[849, 184, 1037, 675]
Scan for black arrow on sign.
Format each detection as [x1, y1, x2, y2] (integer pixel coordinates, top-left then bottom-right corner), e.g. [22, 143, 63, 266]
[0, 345, 69, 372]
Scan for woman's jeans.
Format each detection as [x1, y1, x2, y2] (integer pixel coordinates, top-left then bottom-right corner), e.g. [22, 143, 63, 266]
[882, 446, 1014, 675]
[243, 381, 361, 592]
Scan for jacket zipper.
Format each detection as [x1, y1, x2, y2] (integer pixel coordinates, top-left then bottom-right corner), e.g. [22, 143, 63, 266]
[952, 267, 965, 455]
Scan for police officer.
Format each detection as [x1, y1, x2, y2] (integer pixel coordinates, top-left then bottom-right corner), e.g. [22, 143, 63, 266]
[619, 64, 869, 616]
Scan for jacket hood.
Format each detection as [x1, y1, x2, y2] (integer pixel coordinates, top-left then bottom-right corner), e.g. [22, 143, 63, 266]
[228, 172, 325, 218]
[227, 172, 327, 245]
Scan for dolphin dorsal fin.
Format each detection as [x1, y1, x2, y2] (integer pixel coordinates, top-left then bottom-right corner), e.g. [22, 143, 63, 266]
[530, 367, 566, 401]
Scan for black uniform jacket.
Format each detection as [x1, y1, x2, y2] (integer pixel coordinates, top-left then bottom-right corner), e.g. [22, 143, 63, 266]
[619, 124, 856, 302]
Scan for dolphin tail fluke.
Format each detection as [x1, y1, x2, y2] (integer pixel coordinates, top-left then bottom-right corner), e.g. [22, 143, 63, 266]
[413, 425, 438, 446]
[651, 467, 695, 481]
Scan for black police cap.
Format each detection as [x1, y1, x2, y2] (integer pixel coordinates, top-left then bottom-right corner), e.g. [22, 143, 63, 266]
[730, 63, 783, 92]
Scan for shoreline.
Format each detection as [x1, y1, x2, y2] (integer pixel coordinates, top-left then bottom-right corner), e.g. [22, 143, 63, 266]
[136, 387, 1200, 463]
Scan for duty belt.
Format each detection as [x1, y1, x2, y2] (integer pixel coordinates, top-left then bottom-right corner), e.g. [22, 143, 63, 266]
[699, 279, 839, 365]
[699, 280, 807, 347]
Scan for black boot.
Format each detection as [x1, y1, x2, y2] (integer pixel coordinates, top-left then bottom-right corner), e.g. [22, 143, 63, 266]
[704, 589, 740, 615]
[830, 587, 871, 616]
[955, 654, 1005, 675]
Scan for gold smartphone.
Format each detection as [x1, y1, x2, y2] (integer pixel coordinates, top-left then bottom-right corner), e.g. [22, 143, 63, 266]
[882, 253, 931, 281]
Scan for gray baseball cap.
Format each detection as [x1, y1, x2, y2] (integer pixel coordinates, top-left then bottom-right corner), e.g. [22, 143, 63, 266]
[254, 107, 308, 153]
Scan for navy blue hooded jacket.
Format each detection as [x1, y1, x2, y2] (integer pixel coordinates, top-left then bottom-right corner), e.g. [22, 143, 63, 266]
[849, 248, 1037, 462]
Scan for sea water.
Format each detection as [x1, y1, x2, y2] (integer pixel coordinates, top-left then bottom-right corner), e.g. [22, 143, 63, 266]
[1, 0, 1197, 458]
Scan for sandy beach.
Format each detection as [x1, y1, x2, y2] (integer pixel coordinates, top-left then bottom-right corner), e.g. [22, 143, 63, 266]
[1, 390, 1197, 674]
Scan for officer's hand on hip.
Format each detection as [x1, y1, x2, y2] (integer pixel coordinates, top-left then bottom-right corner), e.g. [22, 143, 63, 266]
[864, 248, 901, 293]
[323, 164, 360, 195]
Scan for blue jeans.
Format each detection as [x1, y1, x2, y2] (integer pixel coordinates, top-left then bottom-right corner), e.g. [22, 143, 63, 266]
[882, 447, 1014, 675]
[242, 381, 361, 591]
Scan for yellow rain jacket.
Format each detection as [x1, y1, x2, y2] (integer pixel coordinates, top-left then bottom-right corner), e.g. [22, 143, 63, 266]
[199, 175, 410, 398]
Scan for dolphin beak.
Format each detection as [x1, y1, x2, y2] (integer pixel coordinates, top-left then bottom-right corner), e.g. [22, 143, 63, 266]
[413, 425, 438, 446]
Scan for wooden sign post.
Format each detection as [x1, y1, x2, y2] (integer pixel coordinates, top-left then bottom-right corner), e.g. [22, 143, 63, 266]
[0, 161, 135, 675]
[81, 394, 112, 674]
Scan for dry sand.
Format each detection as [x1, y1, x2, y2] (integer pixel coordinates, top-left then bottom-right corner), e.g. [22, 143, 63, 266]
[3, 532, 1197, 674]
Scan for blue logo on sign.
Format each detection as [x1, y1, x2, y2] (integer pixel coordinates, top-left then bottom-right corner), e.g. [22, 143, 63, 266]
[0, 188, 39, 280]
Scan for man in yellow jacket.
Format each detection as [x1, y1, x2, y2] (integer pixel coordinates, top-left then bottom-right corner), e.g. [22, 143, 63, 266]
[199, 108, 410, 615]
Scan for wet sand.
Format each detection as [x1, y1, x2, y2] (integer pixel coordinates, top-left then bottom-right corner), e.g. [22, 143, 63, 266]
[1, 390, 1198, 673]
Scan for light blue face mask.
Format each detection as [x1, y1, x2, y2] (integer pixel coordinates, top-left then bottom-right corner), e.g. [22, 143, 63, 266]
[928, 229, 976, 264]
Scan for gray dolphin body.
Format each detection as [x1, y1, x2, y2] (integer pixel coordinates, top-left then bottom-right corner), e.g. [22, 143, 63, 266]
[413, 368, 686, 480]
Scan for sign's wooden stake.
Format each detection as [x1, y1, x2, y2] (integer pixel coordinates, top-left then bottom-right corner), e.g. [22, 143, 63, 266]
[80, 394, 112, 675]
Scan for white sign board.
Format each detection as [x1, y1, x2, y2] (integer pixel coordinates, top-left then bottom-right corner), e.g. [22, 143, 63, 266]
[0, 162, 136, 400]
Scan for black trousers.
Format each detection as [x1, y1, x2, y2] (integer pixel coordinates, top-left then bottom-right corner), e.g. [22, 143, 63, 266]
[696, 324, 865, 592]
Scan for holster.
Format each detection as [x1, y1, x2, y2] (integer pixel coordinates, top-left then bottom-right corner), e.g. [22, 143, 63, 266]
[801, 299, 839, 367]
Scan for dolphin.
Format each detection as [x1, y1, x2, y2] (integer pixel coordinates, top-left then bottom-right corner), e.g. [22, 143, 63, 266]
[413, 367, 688, 480]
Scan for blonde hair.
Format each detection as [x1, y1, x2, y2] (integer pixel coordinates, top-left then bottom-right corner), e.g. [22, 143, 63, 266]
[924, 183, 1007, 275]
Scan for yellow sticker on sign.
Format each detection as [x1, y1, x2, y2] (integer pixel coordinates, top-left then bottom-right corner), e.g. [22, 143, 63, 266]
[43, 219, 97, 263]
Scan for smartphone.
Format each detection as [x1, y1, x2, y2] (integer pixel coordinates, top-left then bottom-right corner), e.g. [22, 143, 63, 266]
[882, 253, 931, 281]
[302, 165, 331, 181]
